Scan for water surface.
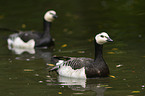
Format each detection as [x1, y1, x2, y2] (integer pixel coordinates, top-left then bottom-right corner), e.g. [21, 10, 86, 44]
[0, 0, 145, 96]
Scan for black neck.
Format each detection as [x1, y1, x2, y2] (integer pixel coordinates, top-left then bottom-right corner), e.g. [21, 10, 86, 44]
[94, 39, 103, 61]
[43, 19, 52, 36]
[92, 39, 110, 77]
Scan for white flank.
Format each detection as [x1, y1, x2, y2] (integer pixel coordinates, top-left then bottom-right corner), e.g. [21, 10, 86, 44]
[7, 37, 35, 49]
[57, 66, 86, 79]
[56, 60, 64, 65]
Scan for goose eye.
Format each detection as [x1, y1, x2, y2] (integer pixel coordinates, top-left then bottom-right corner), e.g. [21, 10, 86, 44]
[100, 35, 104, 38]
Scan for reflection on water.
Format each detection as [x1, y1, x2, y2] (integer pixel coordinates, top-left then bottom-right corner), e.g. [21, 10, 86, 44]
[9, 47, 53, 63]
[46, 75, 108, 96]
[0, 0, 145, 96]
[58, 75, 86, 88]
[8, 45, 35, 54]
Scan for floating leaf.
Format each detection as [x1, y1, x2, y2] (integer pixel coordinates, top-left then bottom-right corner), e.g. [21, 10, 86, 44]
[61, 44, 67, 48]
[116, 64, 123, 68]
[132, 71, 135, 73]
[112, 48, 118, 50]
[58, 92, 62, 94]
[107, 52, 115, 54]
[35, 74, 39, 76]
[106, 87, 113, 88]
[24, 69, 34, 72]
[131, 91, 140, 93]
[63, 28, 68, 32]
[109, 75, 116, 78]
[99, 85, 109, 87]
[46, 75, 51, 78]
[39, 81, 43, 83]
[0, 15, 4, 19]
[22, 24, 26, 28]
[47, 64, 55, 66]
[26, 59, 30, 61]
[141, 85, 145, 88]
[78, 51, 85, 53]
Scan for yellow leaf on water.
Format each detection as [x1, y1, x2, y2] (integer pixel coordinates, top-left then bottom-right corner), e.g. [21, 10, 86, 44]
[24, 69, 34, 72]
[107, 52, 115, 54]
[58, 92, 62, 94]
[0, 15, 4, 19]
[63, 28, 68, 32]
[131, 91, 140, 93]
[22, 24, 26, 28]
[106, 87, 113, 88]
[78, 51, 85, 53]
[112, 48, 118, 50]
[61, 44, 67, 48]
[47, 64, 55, 66]
[109, 75, 116, 78]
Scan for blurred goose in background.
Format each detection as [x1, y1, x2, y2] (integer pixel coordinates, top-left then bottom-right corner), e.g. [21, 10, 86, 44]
[7, 10, 57, 49]
[50, 32, 113, 79]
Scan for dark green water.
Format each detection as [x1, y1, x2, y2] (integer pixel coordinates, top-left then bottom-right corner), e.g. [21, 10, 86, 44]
[0, 0, 145, 96]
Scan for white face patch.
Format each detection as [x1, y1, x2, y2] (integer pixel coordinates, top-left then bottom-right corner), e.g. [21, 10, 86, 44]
[95, 32, 111, 45]
[44, 10, 56, 22]
[57, 66, 86, 79]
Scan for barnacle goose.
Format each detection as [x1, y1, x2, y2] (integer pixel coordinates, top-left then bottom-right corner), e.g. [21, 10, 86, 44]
[7, 10, 57, 49]
[50, 32, 113, 79]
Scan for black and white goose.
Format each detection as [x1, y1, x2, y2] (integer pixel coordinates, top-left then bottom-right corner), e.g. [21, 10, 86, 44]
[7, 10, 57, 49]
[50, 32, 113, 79]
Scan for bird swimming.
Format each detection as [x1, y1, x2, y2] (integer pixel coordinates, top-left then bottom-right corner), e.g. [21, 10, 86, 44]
[50, 32, 113, 79]
[7, 10, 57, 49]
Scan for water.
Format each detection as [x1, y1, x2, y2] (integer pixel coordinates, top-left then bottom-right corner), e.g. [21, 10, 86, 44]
[0, 0, 145, 96]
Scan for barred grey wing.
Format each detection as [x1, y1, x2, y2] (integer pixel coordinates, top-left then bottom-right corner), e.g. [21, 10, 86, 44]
[63, 57, 94, 70]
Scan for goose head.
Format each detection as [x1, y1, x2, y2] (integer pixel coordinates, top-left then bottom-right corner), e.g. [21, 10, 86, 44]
[44, 10, 58, 22]
[95, 32, 113, 45]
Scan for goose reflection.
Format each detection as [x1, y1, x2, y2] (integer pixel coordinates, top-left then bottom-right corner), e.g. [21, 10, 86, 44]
[8, 45, 35, 54]
[58, 75, 86, 88]
[57, 76, 108, 96]
[8, 46, 53, 63]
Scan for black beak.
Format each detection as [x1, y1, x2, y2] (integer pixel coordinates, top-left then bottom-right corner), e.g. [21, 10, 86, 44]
[53, 15, 58, 19]
[107, 37, 113, 42]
